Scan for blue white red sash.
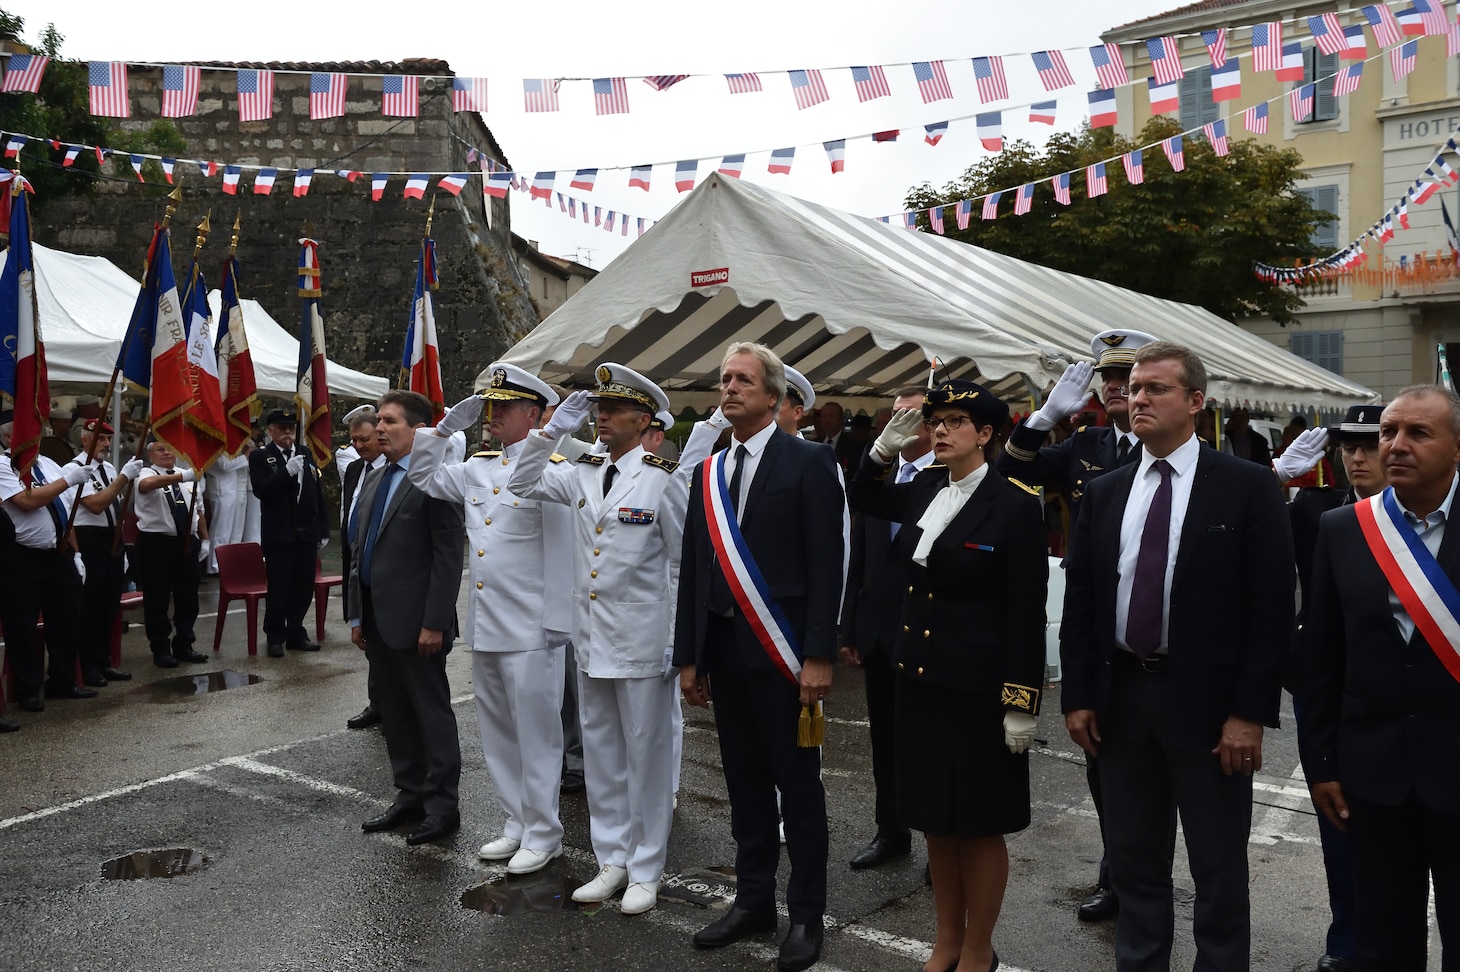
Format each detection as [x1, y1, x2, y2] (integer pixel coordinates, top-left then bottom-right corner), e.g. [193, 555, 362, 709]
[1354, 487, 1460, 684]
[702, 450, 802, 685]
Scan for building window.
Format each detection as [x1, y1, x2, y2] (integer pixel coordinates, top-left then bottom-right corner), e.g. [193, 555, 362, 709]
[1297, 184, 1340, 250]
[1298, 48, 1340, 123]
[1178, 66, 1219, 130]
[1290, 330, 1344, 375]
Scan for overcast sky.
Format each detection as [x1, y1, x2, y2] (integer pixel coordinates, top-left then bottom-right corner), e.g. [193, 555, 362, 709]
[8, 0, 1184, 266]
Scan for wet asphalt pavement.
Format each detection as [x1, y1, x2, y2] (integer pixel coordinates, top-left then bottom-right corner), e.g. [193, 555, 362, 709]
[0, 574, 1442, 972]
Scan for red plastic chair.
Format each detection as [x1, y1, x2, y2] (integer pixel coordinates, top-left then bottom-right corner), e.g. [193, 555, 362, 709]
[313, 559, 343, 643]
[214, 543, 269, 657]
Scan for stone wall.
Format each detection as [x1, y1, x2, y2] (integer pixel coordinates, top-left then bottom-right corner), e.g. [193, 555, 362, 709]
[34, 59, 537, 407]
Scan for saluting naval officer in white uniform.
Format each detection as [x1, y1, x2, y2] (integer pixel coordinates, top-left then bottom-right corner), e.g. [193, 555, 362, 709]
[407, 363, 573, 875]
[509, 363, 688, 916]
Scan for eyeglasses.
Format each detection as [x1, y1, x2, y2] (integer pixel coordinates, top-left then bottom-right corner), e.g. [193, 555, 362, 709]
[923, 415, 971, 432]
[1117, 382, 1189, 398]
[1339, 442, 1378, 456]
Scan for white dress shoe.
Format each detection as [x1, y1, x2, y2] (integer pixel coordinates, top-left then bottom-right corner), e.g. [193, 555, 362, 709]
[620, 880, 660, 915]
[571, 864, 629, 902]
[477, 836, 521, 861]
[507, 846, 563, 875]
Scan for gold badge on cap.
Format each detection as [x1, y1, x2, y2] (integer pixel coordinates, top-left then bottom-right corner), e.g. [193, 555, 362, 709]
[1101, 334, 1127, 347]
[491, 369, 507, 388]
[596, 365, 613, 385]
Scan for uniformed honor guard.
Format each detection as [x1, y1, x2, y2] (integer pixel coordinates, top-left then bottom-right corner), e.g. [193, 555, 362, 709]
[995, 326, 1155, 923]
[509, 363, 688, 916]
[204, 446, 253, 574]
[134, 440, 211, 668]
[408, 363, 575, 875]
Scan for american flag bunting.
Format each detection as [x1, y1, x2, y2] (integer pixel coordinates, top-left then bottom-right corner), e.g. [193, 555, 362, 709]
[1014, 183, 1034, 215]
[523, 78, 560, 112]
[1053, 172, 1072, 205]
[643, 75, 688, 91]
[1, 53, 47, 93]
[237, 69, 273, 122]
[1309, 13, 1348, 55]
[788, 69, 829, 109]
[1362, 4, 1404, 47]
[1201, 29, 1228, 67]
[1031, 50, 1075, 91]
[1203, 119, 1229, 156]
[912, 61, 954, 102]
[1243, 101, 1269, 133]
[1290, 84, 1315, 122]
[1414, 0, 1449, 36]
[1145, 37, 1185, 84]
[1333, 62, 1364, 97]
[1123, 150, 1144, 184]
[1086, 162, 1107, 198]
[724, 73, 761, 93]
[955, 198, 973, 229]
[1390, 41, 1418, 81]
[88, 61, 129, 118]
[452, 76, 488, 112]
[1089, 43, 1128, 89]
[929, 205, 945, 235]
[981, 192, 1001, 220]
[851, 65, 892, 102]
[971, 56, 1008, 103]
[382, 75, 419, 117]
[593, 77, 630, 115]
[1251, 22, 1283, 72]
[161, 65, 200, 117]
[310, 72, 347, 120]
[901, 212, 917, 231]
[1163, 135, 1185, 171]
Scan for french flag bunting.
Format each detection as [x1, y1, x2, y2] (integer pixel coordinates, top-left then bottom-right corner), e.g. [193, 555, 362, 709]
[1145, 36, 1185, 84]
[912, 60, 954, 102]
[254, 168, 277, 195]
[593, 77, 630, 115]
[981, 192, 1001, 220]
[1053, 172, 1071, 205]
[63, 144, 81, 167]
[382, 75, 419, 117]
[95, 146, 107, 164]
[1148, 76, 1179, 114]
[222, 164, 240, 194]
[1031, 50, 1075, 91]
[1030, 100, 1057, 125]
[1201, 28, 1227, 68]
[1162, 134, 1186, 171]
[629, 164, 651, 190]
[88, 60, 129, 118]
[1251, 22, 1283, 72]
[570, 168, 597, 191]
[1343, 24, 1370, 59]
[1211, 59, 1241, 101]
[161, 158, 175, 184]
[675, 159, 697, 191]
[1414, 0, 1449, 36]
[530, 171, 555, 200]
[1277, 42, 1307, 82]
[1414, 179, 1440, 203]
[851, 65, 892, 102]
[1243, 101, 1269, 133]
[1396, 4, 1424, 35]
[718, 154, 745, 178]
[1334, 62, 1364, 97]
[1203, 119, 1230, 156]
[1086, 162, 1108, 198]
[452, 76, 488, 112]
[955, 198, 973, 229]
[1, 53, 48, 93]
[130, 154, 144, 181]
[971, 56, 1008, 102]
[484, 171, 512, 198]
[872, 130, 899, 143]
[437, 173, 468, 196]
[2, 135, 23, 158]
[310, 72, 347, 120]
[1363, 4, 1403, 47]
[824, 140, 846, 173]
[197, 159, 218, 177]
[1088, 88, 1117, 127]
[371, 173, 389, 201]
[336, 169, 360, 183]
[924, 121, 948, 145]
[161, 64, 200, 118]
[929, 205, 945, 235]
[1089, 43, 1129, 89]
[643, 74, 688, 91]
[724, 73, 762, 93]
[788, 69, 829, 109]
[1390, 41, 1418, 82]
[236, 68, 274, 122]
[1014, 183, 1034, 215]
[1309, 13, 1348, 55]
[768, 147, 794, 174]
[403, 174, 429, 199]
[1435, 156, 1458, 184]
[523, 78, 560, 112]
[1397, 199, 1410, 228]
[975, 111, 1002, 151]
[1123, 149, 1144, 185]
[294, 169, 314, 197]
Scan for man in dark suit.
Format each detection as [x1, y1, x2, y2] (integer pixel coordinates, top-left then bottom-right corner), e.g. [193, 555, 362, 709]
[349, 390, 466, 846]
[1301, 385, 1460, 971]
[248, 408, 328, 657]
[839, 384, 934, 870]
[1061, 341, 1294, 972]
[340, 409, 384, 729]
[675, 342, 845, 972]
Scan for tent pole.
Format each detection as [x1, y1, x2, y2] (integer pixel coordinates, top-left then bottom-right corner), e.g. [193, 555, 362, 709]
[1021, 374, 1045, 410]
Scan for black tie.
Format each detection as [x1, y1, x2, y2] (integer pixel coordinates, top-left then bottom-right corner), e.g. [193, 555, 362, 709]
[1117, 435, 1131, 463]
[165, 480, 190, 537]
[95, 463, 119, 527]
[729, 445, 748, 516]
[603, 463, 618, 497]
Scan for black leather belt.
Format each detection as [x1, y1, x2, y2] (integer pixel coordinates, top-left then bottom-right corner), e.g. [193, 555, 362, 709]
[1113, 650, 1168, 673]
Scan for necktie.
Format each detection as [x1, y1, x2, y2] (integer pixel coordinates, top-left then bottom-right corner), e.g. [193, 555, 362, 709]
[1126, 459, 1173, 659]
[95, 463, 120, 527]
[29, 464, 68, 546]
[603, 463, 618, 497]
[165, 480, 190, 537]
[1117, 435, 1131, 464]
[728, 445, 748, 517]
[359, 463, 400, 587]
[890, 460, 917, 541]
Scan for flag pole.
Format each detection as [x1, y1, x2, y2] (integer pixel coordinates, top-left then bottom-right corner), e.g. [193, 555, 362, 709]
[180, 213, 212, 560]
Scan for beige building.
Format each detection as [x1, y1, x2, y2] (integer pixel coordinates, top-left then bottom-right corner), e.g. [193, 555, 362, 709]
[512, 235, 598, 320]
[1105, 1, 1459, 401]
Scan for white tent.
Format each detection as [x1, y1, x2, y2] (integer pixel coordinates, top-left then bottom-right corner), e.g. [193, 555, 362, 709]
[498, 174, 1377, 412]
[4, 241, 387, 400]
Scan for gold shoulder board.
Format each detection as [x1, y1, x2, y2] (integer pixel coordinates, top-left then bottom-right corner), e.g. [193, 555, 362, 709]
[548, 453, 568, 464]
[642, 454, 680, 473]
[1007, 477, 1040, 496]
[471, 450, 503, 459]
[926, 462, 947, 469]
[1076, 425, 1088, 433]
[578, 453, 607, 465]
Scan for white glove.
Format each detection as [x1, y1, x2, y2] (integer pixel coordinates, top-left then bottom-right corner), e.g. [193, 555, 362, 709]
[285, 454, 306, 477]
[702, 407, 732, 432]
[61, 463, 95, 486]
[437, 394, 485, 435]
[120, 457, 145, 482]
[178, 468, 196, 483]
[1003, 712, 1038, 754]
[871, 408, 924, 463]
[541, 390, 592, 439]
[197, 539, 212, 563]
[318, 537, 329, 549]
[74, 552, 87, 583]
[1272, 427, 1330, 483]
[1029, 361, 1095, 432]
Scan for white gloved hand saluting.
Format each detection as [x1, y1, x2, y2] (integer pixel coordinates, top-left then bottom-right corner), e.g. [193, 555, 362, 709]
[871, 408, 924, 464]
[1272, 427, 1330, 484]
[541, 390, 592, 440]
[285, 454, 306, 477]
[1028, 361, 1095, 432]
[178, 467, 197, 483]
[436, 394, 485, 436]
[701, 407, 732, 432]
[120, 457, 145, 482]
[1003, 712, 1039, 754]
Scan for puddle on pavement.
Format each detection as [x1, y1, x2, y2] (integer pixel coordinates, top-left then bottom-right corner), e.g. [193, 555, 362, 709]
[460, 873, 593, 915]
[145, 670, 263, 701]
[101, 848, 207, 880]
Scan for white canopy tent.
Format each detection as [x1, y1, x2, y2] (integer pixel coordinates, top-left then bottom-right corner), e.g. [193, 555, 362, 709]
[498, 175, 1376, 413]
[3, 241, 387, 400]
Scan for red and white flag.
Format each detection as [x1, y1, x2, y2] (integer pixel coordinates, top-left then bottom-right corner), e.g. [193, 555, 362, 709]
[236, 69, 274, 122]
[1, 53, 48, 93]
[310, 72, 347, 119]
[382, 75, 419, 117]
[161, 64, 200, 117]
[88, 60, 129, 117]
[295, 239, 332, 466]
[452, 76, 488, 112]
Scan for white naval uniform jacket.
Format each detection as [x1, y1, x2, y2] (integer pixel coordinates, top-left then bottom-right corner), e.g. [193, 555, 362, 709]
[509, 433, 687, 679]
[407, 429, 573, 653]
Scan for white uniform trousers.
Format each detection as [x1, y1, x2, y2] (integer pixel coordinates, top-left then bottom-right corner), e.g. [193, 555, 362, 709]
[578, 670, 678, 883]
[670, 680, 683, 794]
[473, 648, 566, 851]
[207, 482, 245, 572]
[242, 488, 261, 544]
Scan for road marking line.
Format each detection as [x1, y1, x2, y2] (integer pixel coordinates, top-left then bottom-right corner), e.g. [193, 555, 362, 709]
[222, 756, 388, 804]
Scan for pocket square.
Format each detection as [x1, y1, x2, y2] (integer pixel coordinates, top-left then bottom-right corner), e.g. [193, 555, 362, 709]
[964, 542, 996, 551]
[1207, 524, 1233, 533]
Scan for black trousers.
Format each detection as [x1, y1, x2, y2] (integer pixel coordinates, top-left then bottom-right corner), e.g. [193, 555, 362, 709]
[74, 526, 125, 674]
[134, 532, 200, 657]
[262, 539, 315, 645]
[1087, 753, 1112, 890]
[861, 645, 905, 837]
[1100, 659, 1247, 972]
[0, 544, 83, 695]
[362, 588, 460, 817]
[1348, 792, 1460, 971]
[706, 614, 828, 924]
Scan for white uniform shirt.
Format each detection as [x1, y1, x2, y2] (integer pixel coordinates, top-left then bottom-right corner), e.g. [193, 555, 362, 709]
[64, 453, 123, 529]
[0, 454, 75, 550]
[1115, 433, 1200, 653]
[134, 467, 204, 536]
[1389, 471, 1458, 643]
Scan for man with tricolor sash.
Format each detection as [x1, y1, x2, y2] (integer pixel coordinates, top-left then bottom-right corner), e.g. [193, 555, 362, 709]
[1301, 384, 1460, 970]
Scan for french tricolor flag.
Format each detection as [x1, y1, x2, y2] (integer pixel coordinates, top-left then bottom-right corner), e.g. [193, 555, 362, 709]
[1029, 101, 1057, 125]
[530, 171, 555, 200]
[924, 121, 948, 146]
[823, 139, 846, 173]
[767, 147, 794, 174]
[198, 160, 219, 178]
[130, 154, 145, 181]
[254, 168, 277, 195]
[437, 173, 468, 196]
[629, 164, 651, 190]
[484, 171, 512, 198]
[1148, 76, 1179, 114]
[222, 164, 240, 194]
[1211, 59, 1241, 101]
[1088, 89, 1116, 128]
[403, 174, 429, 199]
[1414, 179, 1440, 204]
[161, 158, 175, 184]
[371, 173, 389, 202]
[975, 112, 1002, 151]
[294, 169, 314, 197]
[570, 168, 597, 191]
[3, 135, 24, 158]
[718, 154, 745, 178]
[675, 159, 697, 191]
[62, 144, 81, 167]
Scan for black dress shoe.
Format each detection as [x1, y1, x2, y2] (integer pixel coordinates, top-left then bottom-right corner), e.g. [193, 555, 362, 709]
[154, 653, 179, 668]
[361, 803, 425, 833]
[405, 812, 461, 845]
[849, 831, 912, 870]
[1316, 956, 1353, 972]
[347, 705, 381, 730]
[44, 684, 98, 700]
[82, 671, 108, 688]
[176, 650, 209, 663]
[0, 717, 20, 732]
[101, 667, 132, 681]
[694, 907, 778, 948]
[287, 640, 321, 652]
[560, 772, 585, 793]
[777, 923, 823, 972]
[1078, 886, 1119, 922]
[266, 642, 286, 658]
[19, 695, 44, 712]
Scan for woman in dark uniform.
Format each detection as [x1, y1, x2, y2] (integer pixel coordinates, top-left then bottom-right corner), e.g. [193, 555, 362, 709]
[847, 379, 1048, 972]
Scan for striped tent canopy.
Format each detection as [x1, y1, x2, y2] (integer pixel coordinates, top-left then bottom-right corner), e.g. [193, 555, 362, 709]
[496, 175, 1376, 412]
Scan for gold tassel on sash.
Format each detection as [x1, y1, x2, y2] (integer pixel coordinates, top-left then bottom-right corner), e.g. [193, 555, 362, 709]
[797, 701, 824, 748]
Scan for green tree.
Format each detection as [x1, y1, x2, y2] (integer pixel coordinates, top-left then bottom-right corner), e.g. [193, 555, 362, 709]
[904, 117, 1333, 325]
[108, 120, 189, 186]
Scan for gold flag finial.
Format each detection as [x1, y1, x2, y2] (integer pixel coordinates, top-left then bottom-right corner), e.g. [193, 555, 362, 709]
[302, 219, 315, 239]
[229, 211, 242, 257]
[425, 194, 436, 237]
[192, 211, 212, 259]
[161, 185, 184, 229]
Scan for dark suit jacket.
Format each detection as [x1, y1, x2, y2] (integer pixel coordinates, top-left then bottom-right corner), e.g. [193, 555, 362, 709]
[838, 496, 906, 661]
[997, 421, 1140, 533]
[1299, 499, 1460, 812]
[846, 457, 1048, 710]
[339, 459, 374, 619]
[673, 429, 845, 675]
[248, 441, 328, 546]
[347, 461, 464, 653]
[1060, 442, 1294, 738]
[1286, 485, 1349, 692]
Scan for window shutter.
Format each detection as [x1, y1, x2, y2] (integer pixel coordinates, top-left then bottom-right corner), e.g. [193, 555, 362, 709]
[1179, 72, 1201, 129]
[1315, 51, 1339, 120]
[1313, 185, 1340, 249]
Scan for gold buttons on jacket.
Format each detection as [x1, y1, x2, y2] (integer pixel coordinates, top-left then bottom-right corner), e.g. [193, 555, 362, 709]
[513, 500, 519, 507]
[928, 593, 934, 601]
[902, 625, 909, 632]
[593, 548, 600, 556]
[596, 526, 603, 534]
[898, 662, 905, 670]
[907, 586, 914, 594]
[477, 549, 484, 557]
[493, 487, 500, 495]
[502, 459, 509, 466]
[923, 630, 931, 638]
[485, 518, 492, 525]
[917, 667, 924, 675]
[589, 592, 597, 600]
[591, 570, 598, 578]
[475, 582, 483, 590]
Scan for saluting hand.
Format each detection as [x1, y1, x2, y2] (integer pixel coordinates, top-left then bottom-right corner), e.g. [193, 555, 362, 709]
[437, 394, 485, 436]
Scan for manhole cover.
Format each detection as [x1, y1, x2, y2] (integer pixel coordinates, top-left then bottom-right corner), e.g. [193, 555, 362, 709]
[101, 848, 207, 880]
[460, 872, 591, 915]
[659, 867, 737, 908]
[145, 671, 263, 702]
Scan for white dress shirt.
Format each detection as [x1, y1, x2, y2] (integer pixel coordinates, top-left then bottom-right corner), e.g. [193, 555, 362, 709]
[65, 453, 122, 529]
[0, 454, 74, 549]
[1388, 472, 1458, 643]
[724, 420, 778, 520]
[1115, 433, 1201, 653]
[344, 453, 387, 529]
[134, 467, 204, 535]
